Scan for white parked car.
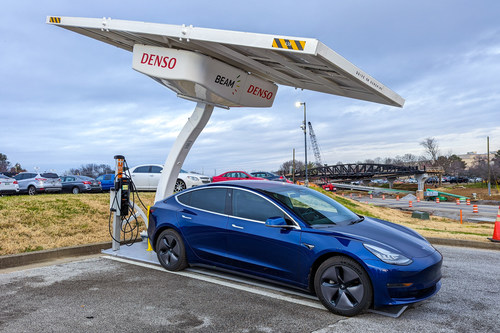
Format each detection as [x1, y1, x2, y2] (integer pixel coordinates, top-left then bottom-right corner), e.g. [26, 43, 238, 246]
[0, 174, 20, 195]
[127, 164, 210, 192]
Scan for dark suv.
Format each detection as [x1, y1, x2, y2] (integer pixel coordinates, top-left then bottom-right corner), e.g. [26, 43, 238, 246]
[14, 172, 62, 195]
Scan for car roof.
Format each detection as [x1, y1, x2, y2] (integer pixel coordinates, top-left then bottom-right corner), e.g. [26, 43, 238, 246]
[205, 180, 299, 192]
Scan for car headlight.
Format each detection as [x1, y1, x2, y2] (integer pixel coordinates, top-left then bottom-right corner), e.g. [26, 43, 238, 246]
[187, 176, 199, 181]
[364, 243, 413, 265]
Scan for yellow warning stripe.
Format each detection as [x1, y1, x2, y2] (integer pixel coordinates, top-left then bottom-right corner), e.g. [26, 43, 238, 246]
[272, 38, 306, 51]
[49, 17, 61, 24]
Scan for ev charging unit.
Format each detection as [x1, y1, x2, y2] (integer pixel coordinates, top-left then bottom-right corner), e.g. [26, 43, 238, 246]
[47, 16, 405, 250]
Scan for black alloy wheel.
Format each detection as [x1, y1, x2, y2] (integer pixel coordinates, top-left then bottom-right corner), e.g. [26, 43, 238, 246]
[156, 229, 188, 271]
[314, 256, 372, 316]
[28, 186, 36, 196]
[174, 179, 187, 192]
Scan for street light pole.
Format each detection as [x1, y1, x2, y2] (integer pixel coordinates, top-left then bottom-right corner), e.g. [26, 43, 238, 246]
[296, 101, 308, 186]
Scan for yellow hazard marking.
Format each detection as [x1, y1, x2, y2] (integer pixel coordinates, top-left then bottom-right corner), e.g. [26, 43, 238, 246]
[272, 38, 306, 51]
[49, 17, 61, 24]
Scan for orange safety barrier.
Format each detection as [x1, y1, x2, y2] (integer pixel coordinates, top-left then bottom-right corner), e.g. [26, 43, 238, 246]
[396, 195, 400, 201]
[488, 206, 500, 242]
[472, 205, 478, 213]
[409, 201, 413, 208]
[466, 199, 471, 205]
[456, 198, 460, 205]
[436, 197, 440, 203]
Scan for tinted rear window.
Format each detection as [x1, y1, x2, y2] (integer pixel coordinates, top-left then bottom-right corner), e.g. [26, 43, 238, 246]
[41, 173, 59, 178]
[177, 188, 226, 214]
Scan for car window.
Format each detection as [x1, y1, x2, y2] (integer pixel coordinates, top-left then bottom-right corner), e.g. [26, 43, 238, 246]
[177, 188, 226, 214]
[68, 177, 75, 181]
[104, 175, 112, 180]
[41, 173, 59, 178]
[151, 166, 163, 173]
[133, 166, 150, 173]
[232, 189, 285, 222]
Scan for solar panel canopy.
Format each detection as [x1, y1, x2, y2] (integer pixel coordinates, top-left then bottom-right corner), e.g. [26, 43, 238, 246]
[47, 16, 404, 107]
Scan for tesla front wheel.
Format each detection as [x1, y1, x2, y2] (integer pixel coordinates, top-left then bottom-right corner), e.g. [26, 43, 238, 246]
[314, 256, 372, 317]
[156, 229, 188, 271]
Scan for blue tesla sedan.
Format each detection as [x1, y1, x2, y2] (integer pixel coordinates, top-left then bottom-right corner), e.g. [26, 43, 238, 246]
[148, 181, 442, 316]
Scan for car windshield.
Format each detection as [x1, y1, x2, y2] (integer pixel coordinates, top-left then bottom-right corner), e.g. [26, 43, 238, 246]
[262, 186, 360, 226]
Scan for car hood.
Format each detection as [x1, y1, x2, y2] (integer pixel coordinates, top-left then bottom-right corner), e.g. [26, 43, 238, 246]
[315, 217, 436, 258]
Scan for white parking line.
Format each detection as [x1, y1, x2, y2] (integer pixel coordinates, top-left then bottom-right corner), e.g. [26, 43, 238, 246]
[104, 256, 325, 311]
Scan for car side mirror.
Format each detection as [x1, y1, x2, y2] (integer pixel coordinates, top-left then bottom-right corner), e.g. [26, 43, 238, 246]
[265, 217, 291, 228]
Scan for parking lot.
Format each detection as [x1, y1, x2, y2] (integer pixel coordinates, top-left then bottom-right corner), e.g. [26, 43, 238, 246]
[1, 245, 499, 332]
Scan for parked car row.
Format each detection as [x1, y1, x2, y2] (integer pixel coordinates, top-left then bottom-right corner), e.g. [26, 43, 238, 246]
[1, 167, 291, 196]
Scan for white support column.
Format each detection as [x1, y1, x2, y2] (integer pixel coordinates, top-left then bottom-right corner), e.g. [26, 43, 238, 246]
[154, 102, 215, 203]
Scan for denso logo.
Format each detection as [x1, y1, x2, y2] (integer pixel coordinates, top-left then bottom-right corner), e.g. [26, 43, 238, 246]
[247, 85, 273, 100]
[140, 53, 177, 69]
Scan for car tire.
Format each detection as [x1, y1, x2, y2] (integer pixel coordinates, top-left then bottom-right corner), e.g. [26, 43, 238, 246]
[174, 179, 187, 192]
[156, 229, 188, 272]
[72, 187, 80, 194]
[28, 186, 36, 196]
[314, 256, 372, 317]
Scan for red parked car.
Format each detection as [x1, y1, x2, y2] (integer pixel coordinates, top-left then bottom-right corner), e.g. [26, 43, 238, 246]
[212, 171, 266, 183]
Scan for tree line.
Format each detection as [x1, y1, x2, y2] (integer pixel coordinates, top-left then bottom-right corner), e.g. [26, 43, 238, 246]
[0, 154, 113, 178]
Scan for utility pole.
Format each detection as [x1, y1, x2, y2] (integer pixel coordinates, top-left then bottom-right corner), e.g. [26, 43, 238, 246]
[292, 148, 295, 183]
[488, 136, 491, 196]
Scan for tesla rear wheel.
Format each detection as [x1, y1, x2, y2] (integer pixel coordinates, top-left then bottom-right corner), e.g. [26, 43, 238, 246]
[28, 186, 36, 196]
[72, 187, 80, 194]
[156, 229, 188, 271]
[174, 179, 187, 192]
[314, 256, 372, 317]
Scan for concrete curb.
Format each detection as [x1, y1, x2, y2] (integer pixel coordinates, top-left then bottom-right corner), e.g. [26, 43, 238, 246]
[0, 242, 112, 270]
[0, 238, 498, 270]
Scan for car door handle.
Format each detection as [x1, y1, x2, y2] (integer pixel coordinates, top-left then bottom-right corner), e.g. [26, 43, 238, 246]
[181, 215, 192, 220]
[231, 224, 244, 229]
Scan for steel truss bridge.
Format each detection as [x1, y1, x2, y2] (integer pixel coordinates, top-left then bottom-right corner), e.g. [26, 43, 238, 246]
[293, 163, 426, 182]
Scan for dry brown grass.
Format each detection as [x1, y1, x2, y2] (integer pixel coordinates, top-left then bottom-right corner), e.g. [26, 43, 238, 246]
[0, 190, 496, 256]
[0, 192, 155, 255]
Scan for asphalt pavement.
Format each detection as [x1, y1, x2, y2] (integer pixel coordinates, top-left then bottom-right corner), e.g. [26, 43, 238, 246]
[1, 245, 499, 332]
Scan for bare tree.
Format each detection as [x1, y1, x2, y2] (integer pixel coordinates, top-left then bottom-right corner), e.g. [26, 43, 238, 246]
[420, 137, 440, 166]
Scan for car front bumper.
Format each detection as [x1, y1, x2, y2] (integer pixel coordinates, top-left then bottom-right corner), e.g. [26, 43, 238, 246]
[365, 249, 443, 308]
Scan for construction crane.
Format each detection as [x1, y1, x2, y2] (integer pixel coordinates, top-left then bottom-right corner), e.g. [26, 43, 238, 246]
[308, 121, 323, 166]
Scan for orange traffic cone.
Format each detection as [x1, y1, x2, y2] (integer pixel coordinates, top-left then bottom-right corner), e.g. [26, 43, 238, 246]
[396, 195, 400, 201]
[409, 201, 413, 208]
[436, 197, 440, 203]
[488, 206, 500, 242]
[456, 198, 460, 205]
[472, 205, 478, 213]
[466, 199, 471, 205]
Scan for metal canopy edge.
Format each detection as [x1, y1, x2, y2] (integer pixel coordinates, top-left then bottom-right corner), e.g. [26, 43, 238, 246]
[47, 16, 405, 107]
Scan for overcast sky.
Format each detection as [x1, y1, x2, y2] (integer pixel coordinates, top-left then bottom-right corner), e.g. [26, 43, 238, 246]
[1, 1, 499, 176]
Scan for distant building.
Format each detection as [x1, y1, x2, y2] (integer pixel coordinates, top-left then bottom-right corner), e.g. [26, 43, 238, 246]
[457, 151, 496, 169]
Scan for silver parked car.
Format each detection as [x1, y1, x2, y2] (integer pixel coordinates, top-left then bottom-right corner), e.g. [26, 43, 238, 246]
[61, 175, 102, 194]
[0, 174, 20, 195]
[14, 172, 62, 195]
